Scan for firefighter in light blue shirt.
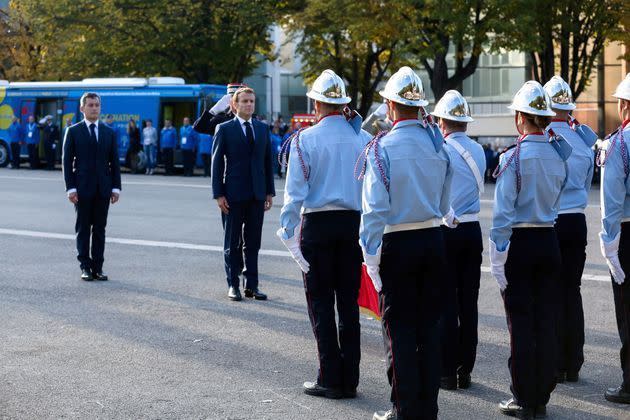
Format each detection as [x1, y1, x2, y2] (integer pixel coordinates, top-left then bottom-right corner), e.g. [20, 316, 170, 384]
[160, 120, 177, 175]
[197, 132, 213, 177]
[278, 69, 370, 400]
[544, 76, 596, 386]
[180, 117, 197, 176]
[599, 72, 630, 404]
[361, 66, 452, 420]
[430, 90, 486, 392]
[490, 81, 570, 419]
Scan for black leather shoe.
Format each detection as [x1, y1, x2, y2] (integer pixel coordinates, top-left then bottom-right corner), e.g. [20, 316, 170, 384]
[458, 372, 471, 389]
[556, 371, 566, 383]
[244, 288, 267, 300]
[228, 287, 242, 301]
[373, 410, 397, 420]
[93, 271, 108, 281]
[565, 371, 579, 382]
[605, 386, 630, 404]
[302, 381, 342, 399]
[534, 405, 546, 418]
[499, 398, 534, 419]
[342, 388, 357, 398]
[81, 269, 93, 281]
[440, 375, 457, 390]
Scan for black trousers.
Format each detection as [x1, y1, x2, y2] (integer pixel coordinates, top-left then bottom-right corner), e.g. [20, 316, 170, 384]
[221, 199, 264, 289]
[440, 222, 483, 378]
[380, 228, 446, 420]
[201, 153, 211, 177]
[182, 149, 194, 176]
[503, 228, 560, 409]
[162, 147, 174, 175]
[300, 210, 362, 390]
[10, 143, 20, 168]
[613, 222, 630, 391]
[554, 213, 586, 375]
[75, 192, 110, 272]
[44, 141, 55, 170]
[27, 144, 39, 169]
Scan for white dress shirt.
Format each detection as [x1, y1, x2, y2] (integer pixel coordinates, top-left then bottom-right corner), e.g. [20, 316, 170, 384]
[235, 115, 255, 141]
[67, 119, 121, 196]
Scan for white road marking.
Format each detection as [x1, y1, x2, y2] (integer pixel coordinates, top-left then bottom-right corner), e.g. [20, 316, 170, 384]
[0, 227, 612, 282]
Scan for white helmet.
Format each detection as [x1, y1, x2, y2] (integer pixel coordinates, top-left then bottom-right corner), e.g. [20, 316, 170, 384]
[543, 76, 575, 111]
[508, 80, 555, 117]
[379, 66, 428, 107]
[613, 72, 630, 101]
[431, 90, 474, 122]
[306, 69, 351, 105]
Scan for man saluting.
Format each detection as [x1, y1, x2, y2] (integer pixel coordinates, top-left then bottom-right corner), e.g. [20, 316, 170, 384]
[62, 92, 121, 281]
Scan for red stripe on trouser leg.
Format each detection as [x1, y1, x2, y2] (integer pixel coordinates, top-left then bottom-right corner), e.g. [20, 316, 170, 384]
[384, 318, 400, 414]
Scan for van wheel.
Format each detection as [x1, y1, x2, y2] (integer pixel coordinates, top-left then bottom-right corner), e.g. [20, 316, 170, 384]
[129, 150, 147, 174]
[0, 141, 9, 167]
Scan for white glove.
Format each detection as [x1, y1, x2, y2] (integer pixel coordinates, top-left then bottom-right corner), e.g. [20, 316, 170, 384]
[361, 244, 382, 293]
[210, 94, 232, 115]
[489, 239, 510, 291]
[442, 207, 459, 229]
[374, 102, 388, 118]
[277, 226, 310, 273]
[600, 232, 625, 285]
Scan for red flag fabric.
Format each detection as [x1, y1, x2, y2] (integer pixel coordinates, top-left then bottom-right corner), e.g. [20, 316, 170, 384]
[358, 265, 381, 318]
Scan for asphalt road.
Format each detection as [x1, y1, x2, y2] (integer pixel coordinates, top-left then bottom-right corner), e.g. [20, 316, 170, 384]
[0, 168, 629, 419]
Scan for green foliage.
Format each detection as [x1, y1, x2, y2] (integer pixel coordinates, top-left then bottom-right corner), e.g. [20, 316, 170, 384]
[1, 0, 292, 83]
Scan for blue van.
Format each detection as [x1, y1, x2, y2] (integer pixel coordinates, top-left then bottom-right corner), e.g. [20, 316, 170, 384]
[0, 77, 225, 172]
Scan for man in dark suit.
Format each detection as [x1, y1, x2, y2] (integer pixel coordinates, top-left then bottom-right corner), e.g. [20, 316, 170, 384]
[42, 115, 60, 170]
[212, 87, 275, 301]
[62, 92, 122, 281]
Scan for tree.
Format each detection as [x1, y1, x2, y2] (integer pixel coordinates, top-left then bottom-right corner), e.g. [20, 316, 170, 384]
[2, 0, 292, 83]
[0, 7, 46, 80]
[498, 0, 629, 99]
[284, 0, 412, 116]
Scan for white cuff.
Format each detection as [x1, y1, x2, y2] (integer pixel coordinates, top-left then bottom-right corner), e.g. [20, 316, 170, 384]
[112, 189, 121, 195]
[600, 231, 620, 258]
[66, 188, 77, 197]
[489, 239, 510, 265]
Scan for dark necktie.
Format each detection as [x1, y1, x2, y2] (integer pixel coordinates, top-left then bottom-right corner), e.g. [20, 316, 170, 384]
[244, 121, 254, 147]
[89, 123, 97, 145]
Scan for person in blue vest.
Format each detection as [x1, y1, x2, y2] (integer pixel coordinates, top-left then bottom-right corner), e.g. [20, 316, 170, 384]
[361, 66, 453, 420]
[25, 115, 40, 169]
[599, 72, 630, 404]
[543, 76, 596, 385]
[431, 90, 486, 392]
[180, 117, 197, 177]
[278, 69, 370, 400]
[160, 119, 177, 175]
[8, 116, 23, 169]
[491, 81, 570, 419]
[197, 131, 213, 177]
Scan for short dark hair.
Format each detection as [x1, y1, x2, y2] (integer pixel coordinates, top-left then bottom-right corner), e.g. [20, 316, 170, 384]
[233, 87, 255, 103]
[442, 119, 468, 131]
[521, 112, 551, 131]
[80, 92, 101, 107]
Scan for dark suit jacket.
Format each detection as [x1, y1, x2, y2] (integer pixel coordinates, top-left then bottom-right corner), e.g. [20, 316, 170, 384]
[212, 118, 275, 202]
[193, 109, 233, 135]
[62, 120, 122, 199]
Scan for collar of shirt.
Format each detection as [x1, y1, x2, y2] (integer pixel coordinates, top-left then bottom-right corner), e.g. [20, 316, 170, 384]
[622, 119, 630, 130]
[391, 118, 420, 131]
[84, 119, 99, 141]
[235, 115, 255, 139]
[520, 132, 547, 143]
[548, 120, 570, 130]
[236, 115, 253, 126]
[444, 131, 467, 140]
[317, 111, 342, 123]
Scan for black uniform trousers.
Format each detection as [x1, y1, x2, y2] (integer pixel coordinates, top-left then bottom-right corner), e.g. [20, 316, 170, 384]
[221, 199, 264, 290]
[613, 222, 630, 391]
[75, 188, 111, 272]
[554, 213, 586, 376]
[44, 140, 55, 170]
[379, 227, 446, 420]
[201, 153, 211, 177]
[300, 210, 362, 391]
[440, 221, 483, 378]
[162, 147, 174, 175]
[27, 144, 39, 169]
[10, 143, 20, 168]
[182, 149, 195, 176]
[502, 227, 560, 409]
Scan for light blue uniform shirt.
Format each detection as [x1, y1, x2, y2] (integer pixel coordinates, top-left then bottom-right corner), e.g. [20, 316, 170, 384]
[444, 132, 486, 217]
[490, 134, 568, 251]
[600, 122, 630, 243]
[160, 127, 177, 149]
[548, 121, 594, 212]
[280, 115, 371, 239]
[179, 125, 197, 150]
[360, 120, 453, 255]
